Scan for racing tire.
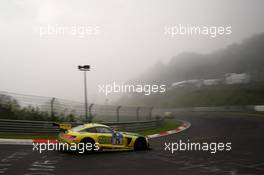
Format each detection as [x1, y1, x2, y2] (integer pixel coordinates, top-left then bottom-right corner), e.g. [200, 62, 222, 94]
[79, 138, 96, 153]
[134, 137, 147, 151]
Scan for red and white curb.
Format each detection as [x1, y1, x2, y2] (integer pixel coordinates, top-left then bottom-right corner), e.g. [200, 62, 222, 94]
[0, 121, 191, 145]
[147, 120, 191, 139]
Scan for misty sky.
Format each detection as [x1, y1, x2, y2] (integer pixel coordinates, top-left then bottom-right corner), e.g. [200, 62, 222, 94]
[1, 0, 264, 104]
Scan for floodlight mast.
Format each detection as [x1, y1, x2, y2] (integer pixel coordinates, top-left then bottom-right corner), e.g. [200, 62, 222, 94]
[78, 65, 91, 122]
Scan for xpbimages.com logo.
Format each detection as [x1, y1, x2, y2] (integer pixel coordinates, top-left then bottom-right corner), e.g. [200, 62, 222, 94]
[164, 24, 232, 38]
[33, 24, 100, 38]
[164, 140, 232, 154]
[32, 140, 99, 154]
[98, 82, 166, 96]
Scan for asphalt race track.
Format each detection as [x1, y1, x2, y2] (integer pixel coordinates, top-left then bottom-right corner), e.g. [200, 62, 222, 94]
[0, 112, 264, 175]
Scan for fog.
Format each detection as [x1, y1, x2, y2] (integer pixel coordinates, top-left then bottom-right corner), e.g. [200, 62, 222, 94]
[1, 0, 264, 104]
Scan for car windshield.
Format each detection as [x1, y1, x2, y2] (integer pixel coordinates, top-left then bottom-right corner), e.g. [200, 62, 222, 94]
[71, 125, 85, 132]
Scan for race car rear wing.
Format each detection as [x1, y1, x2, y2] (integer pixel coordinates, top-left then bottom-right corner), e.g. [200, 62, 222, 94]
[53, 123, 72, 133]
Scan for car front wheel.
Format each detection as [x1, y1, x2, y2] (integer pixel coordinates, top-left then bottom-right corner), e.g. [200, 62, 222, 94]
[134, 137, 147, 151]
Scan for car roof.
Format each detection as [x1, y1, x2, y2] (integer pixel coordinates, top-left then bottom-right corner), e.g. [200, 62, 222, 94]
[83, 123, 110, 128]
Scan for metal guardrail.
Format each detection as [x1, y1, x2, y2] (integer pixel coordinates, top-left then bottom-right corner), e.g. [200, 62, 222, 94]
[153, 105, 264, 116]
[104, 120, 163, 132]
[0, 119, 163, 133]
[0, 119, 59, 133]
[0, 91, 154, 122]
[2, 91, 264, 123]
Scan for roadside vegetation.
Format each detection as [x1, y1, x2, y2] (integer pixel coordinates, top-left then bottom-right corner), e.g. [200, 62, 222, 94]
[122, 83, 264, 108]
[0, 94, 77, 122]
[120, 33, 264, 107]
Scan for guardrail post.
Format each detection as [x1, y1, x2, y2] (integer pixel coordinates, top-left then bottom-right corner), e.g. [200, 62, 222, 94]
[136, 107, 140, 121]
[89, 103, 94, 122]
[50, 97, 56, 121]
[149, 106, 154, 120]
[116, 106, 121, 122]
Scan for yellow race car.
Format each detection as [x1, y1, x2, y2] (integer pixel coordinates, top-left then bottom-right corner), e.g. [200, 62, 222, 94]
[58, 123, 150, 152]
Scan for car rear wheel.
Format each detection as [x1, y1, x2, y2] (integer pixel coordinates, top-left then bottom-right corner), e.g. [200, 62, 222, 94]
[79, 138, 96, 153]
[134, 137, 147, 151]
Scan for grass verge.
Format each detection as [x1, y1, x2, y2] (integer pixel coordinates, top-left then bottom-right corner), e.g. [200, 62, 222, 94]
[138, 119, 182, 136]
